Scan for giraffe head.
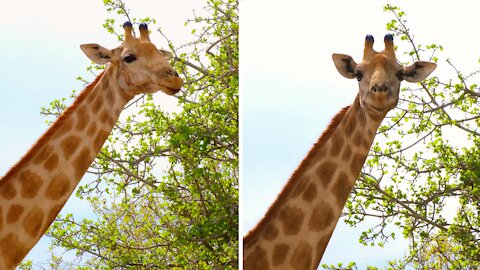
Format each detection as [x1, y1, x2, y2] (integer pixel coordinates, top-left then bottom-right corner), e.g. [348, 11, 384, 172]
[80, 21, 182, 95]
[332, 34, 436, 115]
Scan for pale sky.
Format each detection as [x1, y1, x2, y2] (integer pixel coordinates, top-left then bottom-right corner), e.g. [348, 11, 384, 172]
[242, 0, 480, 268]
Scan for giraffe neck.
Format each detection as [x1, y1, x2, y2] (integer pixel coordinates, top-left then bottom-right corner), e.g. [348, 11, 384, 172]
[244, 96, 386, 270]
[0, 65, 133, 269]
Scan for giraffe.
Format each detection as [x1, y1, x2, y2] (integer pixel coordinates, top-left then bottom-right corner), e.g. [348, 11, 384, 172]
[0, 22, 182, 269]
[243, 34, 437, 269]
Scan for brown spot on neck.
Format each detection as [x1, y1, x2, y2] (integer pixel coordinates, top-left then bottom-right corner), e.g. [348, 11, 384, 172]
[60, 135, 81, 160]
[73, 148, 92, 179]
[330, 135, 344, 157]
[45, 173, 70, 200]
[0, 208, 3, 232]
[76, 106, 90, 131]
[23, 207, 45, 238]
[332, 171, 354, 208]
[279, 206, 305, 235]
[43, 152, 59, 171]
[353, 130, 364, 147]
[7, 204, 24, 224]
[308, 200, 335, 232]
[350, 153, 367, 175]
[272, 244, 290, 266]
[0, 71, 106, 186]
[341, 144, 352, 162]
[244, 246, 270, 270]
[0, 182, 16, 199]
[0, 233, 29, 269]
[262, 224, 279, 241]
[289, 242, 313, 270]
[314, 234, 333, 267]
[244, 106, 349, 245]
[19, 170, 43, 198]
[302, 182, 317, 202]
[316, 162, 337, 188]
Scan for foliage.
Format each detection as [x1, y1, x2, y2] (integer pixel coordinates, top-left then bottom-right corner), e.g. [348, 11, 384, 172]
[24, 0, 238, 269]
[332, 4, 480, 269]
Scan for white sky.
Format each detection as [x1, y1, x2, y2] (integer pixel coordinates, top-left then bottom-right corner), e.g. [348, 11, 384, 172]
[241, 0, 480, 268]
[0, 0, 204, 267]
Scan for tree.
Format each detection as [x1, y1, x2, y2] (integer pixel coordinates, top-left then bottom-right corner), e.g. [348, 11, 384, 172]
[324, 4, 480, 269]
[23, 0, 238, 269]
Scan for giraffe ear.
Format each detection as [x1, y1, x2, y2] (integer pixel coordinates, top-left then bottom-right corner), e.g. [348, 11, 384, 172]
[332, 54, 357, 79]
[159, 49, 173, 60]
[80, 43, 112, 65]
[401, 61, 437, 83]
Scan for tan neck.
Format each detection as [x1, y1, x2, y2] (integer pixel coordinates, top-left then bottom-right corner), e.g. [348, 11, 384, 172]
[243, 97, 386, 269]
[0, 66, 132, 269]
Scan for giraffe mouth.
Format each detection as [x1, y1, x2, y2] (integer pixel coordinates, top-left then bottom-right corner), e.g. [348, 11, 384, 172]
[159, 85, 181, 95]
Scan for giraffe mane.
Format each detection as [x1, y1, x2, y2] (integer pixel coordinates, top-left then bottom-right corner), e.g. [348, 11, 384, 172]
[243, 105, 350, 246]
[0, 70, 106, 185]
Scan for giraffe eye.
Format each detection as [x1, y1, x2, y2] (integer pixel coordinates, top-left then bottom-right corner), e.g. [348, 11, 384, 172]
[122, 54, 137, 63]
[354, 70, 363, 81]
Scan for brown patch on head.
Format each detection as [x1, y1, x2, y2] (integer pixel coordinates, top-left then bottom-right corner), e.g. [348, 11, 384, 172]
[279, 206, 305, 235]
[76, 106, 90, 131]
[43, 152, 59, 171]
[87, 122, 98, 136]
[272, 244, 290, 266]
[341, 144, 352, 162]
[33, 145, 54, 165]
[0, 182, 17, 199]
[291, 175, 309, 198]
[7, 204, 24, 223]
[316, 161, 337, 188]
[73, 148, 92, 179]
[262, 223, 279, 241]
[308, 200, 335, 232]
[60, 135, 81, 160]
[330, 135, 343, 157]
[243, 106, 350, 245]
[353, 130, 363, 147]
[244, 246, 270, 270]
[0, 233, 29, 269]
[45, 173, 71, 200]
[289, 242, 313, 270]
[332, 171, 354, 208]
[350, 153, 367, 175]
[302, 182, 317, 202]
[19, 170, 43, 198]
[23, 207, 45, 238]
[94, 130, 110, 150]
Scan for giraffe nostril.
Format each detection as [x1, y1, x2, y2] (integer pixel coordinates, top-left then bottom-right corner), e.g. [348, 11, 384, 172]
[174, 71, 179, 77]
[370, 84, 388, 93]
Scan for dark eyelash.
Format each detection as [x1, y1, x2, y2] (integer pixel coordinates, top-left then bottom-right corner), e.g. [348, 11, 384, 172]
[123, 54, 137, 63]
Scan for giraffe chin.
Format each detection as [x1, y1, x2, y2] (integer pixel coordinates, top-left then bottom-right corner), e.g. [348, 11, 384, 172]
[160, 85, 181, 95]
